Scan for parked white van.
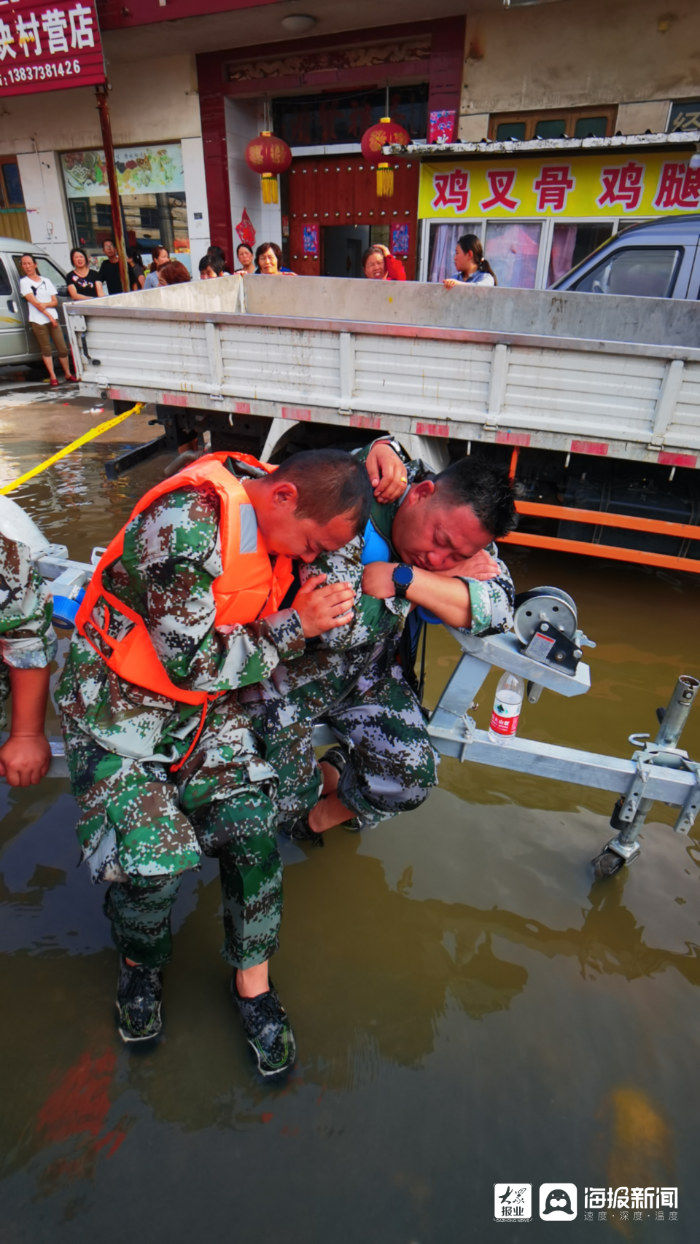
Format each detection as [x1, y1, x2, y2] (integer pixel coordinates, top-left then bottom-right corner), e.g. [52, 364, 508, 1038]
[0, 237, 70, 369]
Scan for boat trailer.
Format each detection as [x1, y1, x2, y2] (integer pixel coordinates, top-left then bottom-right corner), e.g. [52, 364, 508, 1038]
[428, 588, 699, 880]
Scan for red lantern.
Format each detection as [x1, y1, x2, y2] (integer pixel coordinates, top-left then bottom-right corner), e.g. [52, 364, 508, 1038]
[360, 116, 410, 197]
[244, 131, 292, 204]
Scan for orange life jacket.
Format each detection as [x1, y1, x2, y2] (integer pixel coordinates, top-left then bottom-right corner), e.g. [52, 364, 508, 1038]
[75, 452, 293, 765]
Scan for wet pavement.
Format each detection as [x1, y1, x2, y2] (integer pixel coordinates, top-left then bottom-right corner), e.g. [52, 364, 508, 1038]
[1, 392, 698, 1243]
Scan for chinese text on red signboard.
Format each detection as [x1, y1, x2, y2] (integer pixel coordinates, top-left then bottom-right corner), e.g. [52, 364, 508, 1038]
[0, 0, 105, 97]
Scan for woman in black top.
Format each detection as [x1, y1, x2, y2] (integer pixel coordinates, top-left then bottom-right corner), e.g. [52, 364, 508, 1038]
[127, 245, 146, 290]
[66, 248, 104, 301]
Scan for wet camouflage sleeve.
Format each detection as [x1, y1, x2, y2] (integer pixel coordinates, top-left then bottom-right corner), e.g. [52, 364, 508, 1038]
[457, 544, 514, 636]
[299, 534, 410, 651]
[0, 529, 57, 731]
[107, 485, 305, 693]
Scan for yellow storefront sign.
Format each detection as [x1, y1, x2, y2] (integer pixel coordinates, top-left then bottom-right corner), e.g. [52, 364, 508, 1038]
[418, 154, 699, 219]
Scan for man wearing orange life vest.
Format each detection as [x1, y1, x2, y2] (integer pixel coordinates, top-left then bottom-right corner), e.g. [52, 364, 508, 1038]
[57, 448, 372, 1078]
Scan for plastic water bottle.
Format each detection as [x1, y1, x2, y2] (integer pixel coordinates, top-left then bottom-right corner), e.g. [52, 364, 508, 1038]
[489, 672, 525, 742]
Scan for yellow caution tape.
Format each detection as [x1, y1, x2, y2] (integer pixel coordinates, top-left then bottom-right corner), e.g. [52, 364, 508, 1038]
[0, 402, 144, 496]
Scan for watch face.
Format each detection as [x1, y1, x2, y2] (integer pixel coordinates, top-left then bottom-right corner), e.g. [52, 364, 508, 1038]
[393, 563, 413, 588]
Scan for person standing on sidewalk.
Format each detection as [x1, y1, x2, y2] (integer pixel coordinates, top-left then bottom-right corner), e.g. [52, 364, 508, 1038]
[19, 254, 75, 387]
[97, 238, 126, 295]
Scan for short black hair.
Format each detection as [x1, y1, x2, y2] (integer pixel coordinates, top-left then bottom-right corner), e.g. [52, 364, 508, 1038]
[198, 255, 213, 273]
[274, 448, 372, 536]
[255, 241, 282, 266]
[433, 458, 518, 538]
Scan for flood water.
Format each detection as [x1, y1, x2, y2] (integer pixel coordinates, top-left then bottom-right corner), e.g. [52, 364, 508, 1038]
[1, 395, 698, 1243]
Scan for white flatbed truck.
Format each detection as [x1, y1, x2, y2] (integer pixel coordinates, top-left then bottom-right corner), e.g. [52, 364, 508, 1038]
[64, 275, 700, 571]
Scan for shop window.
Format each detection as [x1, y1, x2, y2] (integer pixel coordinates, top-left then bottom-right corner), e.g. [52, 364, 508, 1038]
[60, 144, 189, 267]
[535, 119, 567, 140]
[484, 221, 542, 288]
[570, 247, 681, 297]
[426, 222, 482, 283]
[495, 121, 526, 142]
[548, 222, 615, 285]
[95, 204, 112, 228]
[0, 161, 24, 208]
[669, 99, 700, 132]
[0, 160, 29, 242]
[273, 84, 428, 148]
[573, 116, 608, 139]
[490, 108, 614, 142]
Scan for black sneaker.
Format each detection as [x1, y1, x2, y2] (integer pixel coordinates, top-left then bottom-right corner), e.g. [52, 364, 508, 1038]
[116, 957, 163, 1044]
[321, 744, 348, 780]
[279, 811, 325, 847]
[232, 978, 296, 1078]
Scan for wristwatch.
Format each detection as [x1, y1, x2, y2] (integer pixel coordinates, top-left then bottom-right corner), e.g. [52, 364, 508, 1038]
[392, 563, 414, 598]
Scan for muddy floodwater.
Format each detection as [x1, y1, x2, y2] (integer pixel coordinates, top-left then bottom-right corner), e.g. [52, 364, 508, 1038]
[1, 395, 698, 1243]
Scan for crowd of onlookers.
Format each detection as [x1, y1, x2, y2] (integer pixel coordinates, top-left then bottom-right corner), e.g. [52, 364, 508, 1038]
[62, 231, 498, 302]
[20, 229, 496, 388]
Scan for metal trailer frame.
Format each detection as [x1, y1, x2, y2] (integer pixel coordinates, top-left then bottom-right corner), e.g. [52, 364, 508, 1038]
[426, 629, 699, 876]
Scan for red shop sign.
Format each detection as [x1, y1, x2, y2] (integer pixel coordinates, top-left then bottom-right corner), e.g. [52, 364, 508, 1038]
[0, 0, 105, 97]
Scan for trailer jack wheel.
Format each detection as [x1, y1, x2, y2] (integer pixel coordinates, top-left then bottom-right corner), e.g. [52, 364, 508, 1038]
[591, 848, 626, 880]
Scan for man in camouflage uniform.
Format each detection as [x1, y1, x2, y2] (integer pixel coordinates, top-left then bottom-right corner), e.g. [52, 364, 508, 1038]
[0, 497, 55, 789]
[251, 442, 516, 841]
[57, 449, 371, 1076]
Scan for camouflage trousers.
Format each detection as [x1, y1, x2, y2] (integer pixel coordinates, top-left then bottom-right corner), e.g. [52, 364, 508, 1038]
[61, 692, 281, 970]
[255, 659, 438, 829]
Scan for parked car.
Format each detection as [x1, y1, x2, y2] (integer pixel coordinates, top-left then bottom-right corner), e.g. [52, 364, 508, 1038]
[0, 236, 70, 369]
[550, 214, 700, 299]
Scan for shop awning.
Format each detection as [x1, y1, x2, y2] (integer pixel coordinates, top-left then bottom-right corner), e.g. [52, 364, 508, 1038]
[386, 131, 700, 159]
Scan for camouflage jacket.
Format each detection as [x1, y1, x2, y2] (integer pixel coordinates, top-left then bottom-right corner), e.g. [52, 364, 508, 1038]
[57, 484, 306, 761]
[0, 528, 57, 732]
[252, 451, 514, 704]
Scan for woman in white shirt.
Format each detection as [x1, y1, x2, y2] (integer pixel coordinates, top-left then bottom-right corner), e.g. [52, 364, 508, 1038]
[19, 253, 75, 387]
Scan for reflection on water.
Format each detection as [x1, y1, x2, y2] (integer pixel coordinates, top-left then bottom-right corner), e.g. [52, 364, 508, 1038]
[1, 406, 698, 1242]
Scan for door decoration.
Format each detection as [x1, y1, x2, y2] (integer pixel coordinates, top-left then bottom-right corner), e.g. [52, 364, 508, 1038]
[360, 117, 410, 197]
[302, 223, 320, 257]
[390, 223, 410, 257]
[235, 208, 256, 247]
[428, 111, 457, 145]
[244, 131, 292, 204]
